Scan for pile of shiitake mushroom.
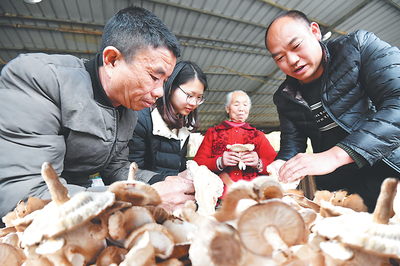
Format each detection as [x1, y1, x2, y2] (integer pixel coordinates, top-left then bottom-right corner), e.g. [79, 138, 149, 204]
[2, 161, 400, 266]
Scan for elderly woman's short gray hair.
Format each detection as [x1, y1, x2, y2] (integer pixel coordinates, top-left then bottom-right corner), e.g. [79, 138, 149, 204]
[225, 90, 252, 108]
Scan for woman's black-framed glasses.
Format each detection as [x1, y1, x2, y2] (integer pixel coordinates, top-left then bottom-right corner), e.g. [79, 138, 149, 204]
[177, 85, 206, 105]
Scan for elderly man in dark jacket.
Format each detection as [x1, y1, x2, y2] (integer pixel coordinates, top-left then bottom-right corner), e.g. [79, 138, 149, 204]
[265, 10, 400, 212]
[0, 7, 196, 222]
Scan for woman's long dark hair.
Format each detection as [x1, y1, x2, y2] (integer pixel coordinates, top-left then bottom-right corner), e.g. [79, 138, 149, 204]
[155, 61, 208, 132]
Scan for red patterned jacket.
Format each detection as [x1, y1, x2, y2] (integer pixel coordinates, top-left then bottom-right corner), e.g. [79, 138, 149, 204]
[193, 121, 277, 195]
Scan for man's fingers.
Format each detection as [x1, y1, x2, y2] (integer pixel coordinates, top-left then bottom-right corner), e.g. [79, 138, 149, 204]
[183, 194, 195, 201]
[179, 182, 195, 194]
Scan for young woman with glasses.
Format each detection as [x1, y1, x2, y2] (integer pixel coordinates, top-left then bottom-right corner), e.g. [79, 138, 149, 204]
[128, 61, 207, 193]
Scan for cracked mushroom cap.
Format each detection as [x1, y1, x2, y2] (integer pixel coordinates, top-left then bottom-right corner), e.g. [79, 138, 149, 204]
[124, 223, 175, 260]
[237, 199, 305, 257]
[31, 219, 108, 265]
[21, 190, 115, 247]
[21, 162, 115, 246]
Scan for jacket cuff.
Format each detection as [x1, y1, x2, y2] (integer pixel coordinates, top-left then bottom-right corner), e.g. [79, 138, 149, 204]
[216, 157, 224, 171]
[336, 143, 368, 168]
[149, 174, 166, 185]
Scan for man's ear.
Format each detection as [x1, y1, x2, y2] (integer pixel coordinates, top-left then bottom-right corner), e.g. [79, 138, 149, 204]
[102, 46, 123, 71]
[310, 22, 322, 41]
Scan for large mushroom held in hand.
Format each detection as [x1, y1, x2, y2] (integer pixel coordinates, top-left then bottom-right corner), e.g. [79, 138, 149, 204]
[226, 144, 254, 170]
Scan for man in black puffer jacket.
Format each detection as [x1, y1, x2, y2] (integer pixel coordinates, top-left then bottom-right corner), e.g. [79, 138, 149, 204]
[265, 10, 400, 212]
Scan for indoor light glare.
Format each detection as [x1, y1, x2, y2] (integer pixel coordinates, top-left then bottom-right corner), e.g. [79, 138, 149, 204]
[322, 31, 332, 42]
[24, 0, 42, 4]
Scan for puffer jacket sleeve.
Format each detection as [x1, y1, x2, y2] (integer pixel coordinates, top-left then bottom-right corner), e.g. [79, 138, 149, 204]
[339, 31, 400, 165]
[99, 108, 137, 184]
[0, 54, 68, 218]
[128, 108, 150, 169]
[273, 87, 310, 161]
[100, 141, 130, 183]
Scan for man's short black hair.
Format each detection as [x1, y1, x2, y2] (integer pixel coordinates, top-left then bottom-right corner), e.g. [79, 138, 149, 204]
[265, 10, 312, 51]
[100, 6, 181, 62]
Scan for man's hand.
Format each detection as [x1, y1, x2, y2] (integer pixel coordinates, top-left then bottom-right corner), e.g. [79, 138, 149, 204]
[266, 159, 286, 177]
[151, 177, 195, 212]
[278, 146, 354, 183]
[177, 169, 192, 180]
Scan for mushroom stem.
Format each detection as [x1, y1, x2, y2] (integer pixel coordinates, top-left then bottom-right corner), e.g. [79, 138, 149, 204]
[127, 162, 138, 181]
[263, 225, 290, 263]
[41, 162, 70, 206]
[373, 178, 398, 224]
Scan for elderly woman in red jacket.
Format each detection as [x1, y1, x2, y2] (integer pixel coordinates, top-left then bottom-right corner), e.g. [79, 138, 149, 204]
[193, 90, 277, 195]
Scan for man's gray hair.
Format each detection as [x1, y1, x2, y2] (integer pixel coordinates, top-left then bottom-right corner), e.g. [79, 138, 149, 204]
[225, 90, 252, 108]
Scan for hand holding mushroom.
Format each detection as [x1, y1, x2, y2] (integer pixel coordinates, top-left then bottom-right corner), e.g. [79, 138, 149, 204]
[226, 144, 256, 170]
[240, 151, 259, 169]
[152, 179, 195, 212]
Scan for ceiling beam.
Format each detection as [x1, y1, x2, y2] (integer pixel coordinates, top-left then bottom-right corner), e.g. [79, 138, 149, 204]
[0, 15, 267, 51]
[0, 22, 103, 35]
[0, 46, 97, 55]
[174, 33, 265, 49]
[146, 0, 269, 28]
[248, 66, 282, 97]
[257, 0, 347, 35]
[0, 13, 104, 27]
[0, 21, 270, 56]
[204, 71, 283, 79]
[181, 42, 269, 55]
[383, 0, 400, 12]
[321, 0, 374, 35]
